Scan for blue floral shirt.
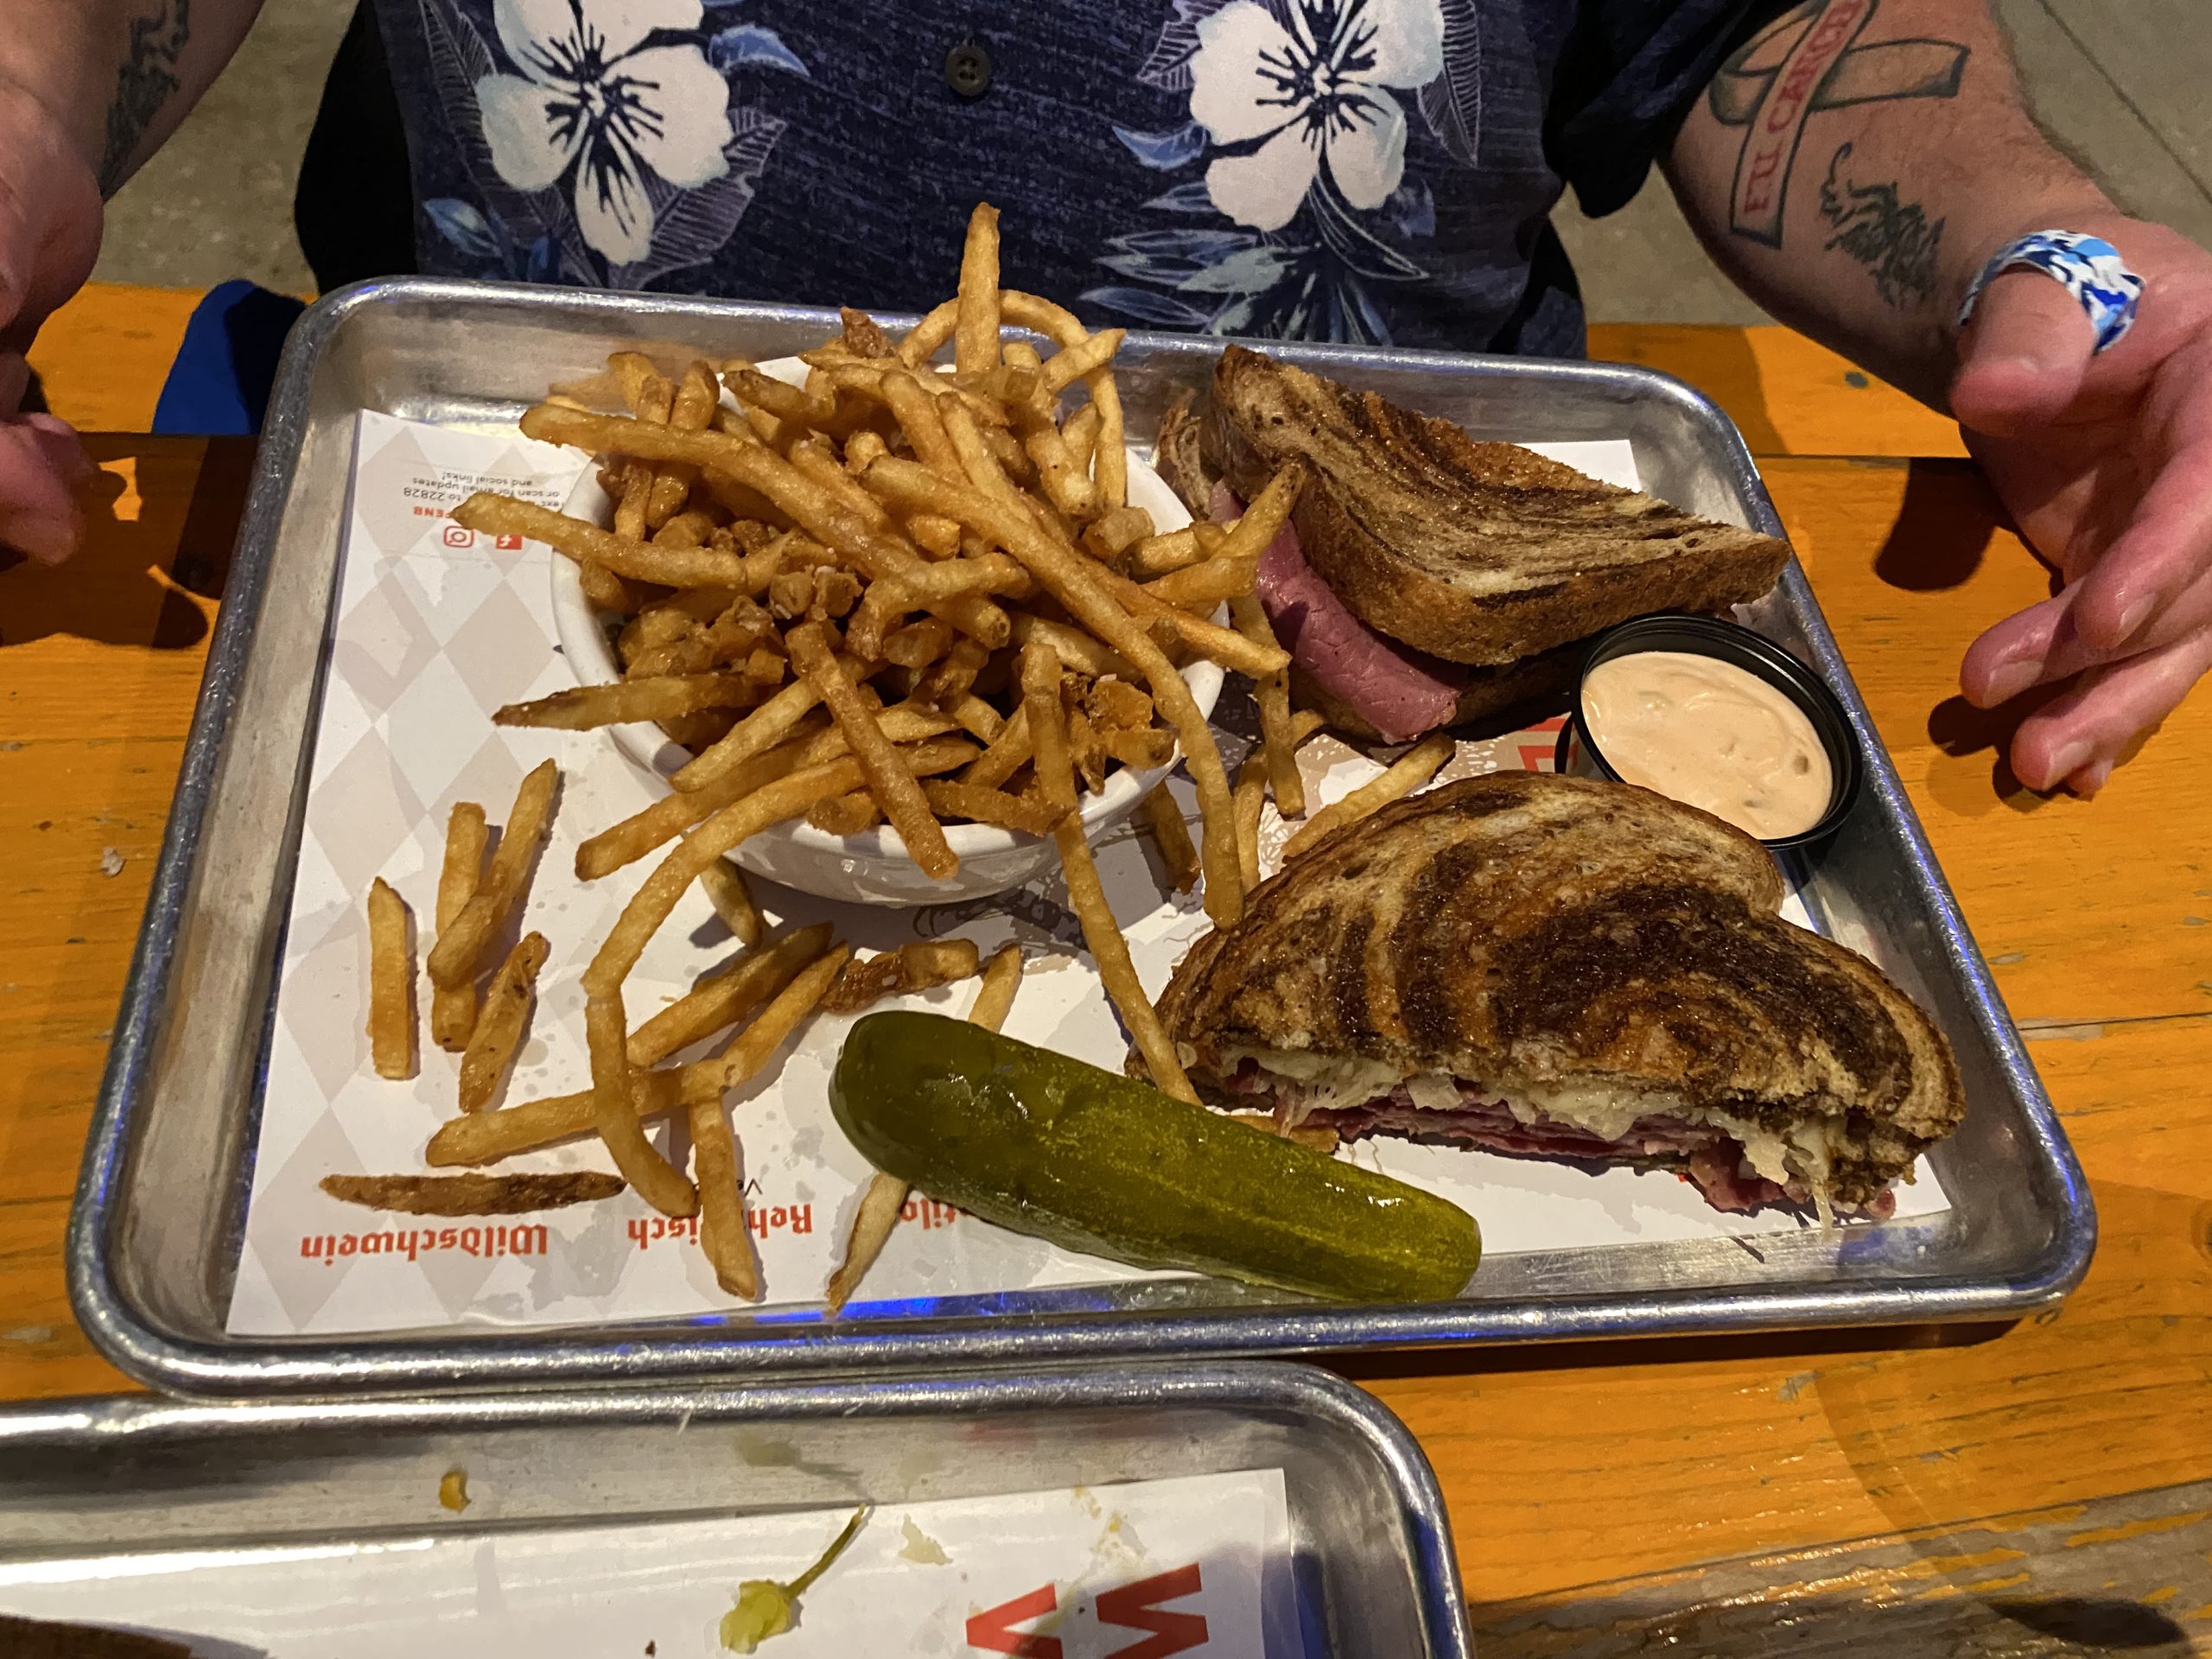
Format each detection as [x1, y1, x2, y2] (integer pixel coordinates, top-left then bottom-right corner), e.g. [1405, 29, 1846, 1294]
[371, 0, 1786, 354]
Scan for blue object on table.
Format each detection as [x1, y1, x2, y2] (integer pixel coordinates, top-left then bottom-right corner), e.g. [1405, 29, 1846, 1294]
[151, 280, 308, 435]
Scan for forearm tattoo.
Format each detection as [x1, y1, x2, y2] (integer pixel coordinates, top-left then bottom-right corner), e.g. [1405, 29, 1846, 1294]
[1816, 143, 1943, 308]
[100, 0, 191, 195]
[1707, 0, 1966, 250]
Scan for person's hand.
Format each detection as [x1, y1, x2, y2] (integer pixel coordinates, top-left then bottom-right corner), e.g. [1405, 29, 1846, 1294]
[1951, 215, 2212, 796]
[0, 73, 102, 563]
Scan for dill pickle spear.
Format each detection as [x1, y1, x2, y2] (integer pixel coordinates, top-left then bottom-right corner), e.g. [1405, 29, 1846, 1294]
[829, 1010, 1480, 1302]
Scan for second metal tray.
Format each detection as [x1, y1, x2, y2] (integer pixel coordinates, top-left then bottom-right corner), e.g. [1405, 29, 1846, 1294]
[0, 1362, 1468, 1657]
[69, 278, 2092, 1397]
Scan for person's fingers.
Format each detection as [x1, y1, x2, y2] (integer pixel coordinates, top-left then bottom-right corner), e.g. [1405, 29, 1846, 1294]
[1951, 268, 2097, 440]
[2007, 624, 2212, 791]
[0, 411, 88, 563]
[1961, 582, 2081, 708]
[2066, 395, 2212, 652]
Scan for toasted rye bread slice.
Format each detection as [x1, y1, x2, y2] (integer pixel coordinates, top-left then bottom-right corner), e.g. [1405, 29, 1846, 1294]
[1155, 773, 1962, 1201]
[1201, 345, 1790, 667]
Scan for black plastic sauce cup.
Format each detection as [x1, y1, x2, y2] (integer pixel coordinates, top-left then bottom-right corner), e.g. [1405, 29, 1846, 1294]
[1552, 612, 1863, 852]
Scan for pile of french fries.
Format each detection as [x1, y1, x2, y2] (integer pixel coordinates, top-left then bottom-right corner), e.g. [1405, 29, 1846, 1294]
[347, 203, 1460, 1314]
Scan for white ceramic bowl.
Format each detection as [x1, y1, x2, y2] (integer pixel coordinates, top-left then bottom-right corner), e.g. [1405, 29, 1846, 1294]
[549, 363, 1216, 906]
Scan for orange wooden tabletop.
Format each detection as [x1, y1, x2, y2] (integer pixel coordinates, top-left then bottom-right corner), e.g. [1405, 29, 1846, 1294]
[5, 287, 2209, 1647]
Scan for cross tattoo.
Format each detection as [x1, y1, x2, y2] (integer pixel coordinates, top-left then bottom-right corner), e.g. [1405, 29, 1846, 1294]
[1709, 0, 1967, 247]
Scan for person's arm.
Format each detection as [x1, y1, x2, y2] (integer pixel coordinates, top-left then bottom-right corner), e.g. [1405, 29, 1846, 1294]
[1667, 0, 2212, 797]
[0, 0, 263, 563]
[1666, 0, 2093, 405]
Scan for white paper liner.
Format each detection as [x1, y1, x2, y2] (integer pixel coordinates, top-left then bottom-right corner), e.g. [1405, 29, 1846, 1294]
[224, 413, 1947, 1338]
[0, 1467, 1297, 1657]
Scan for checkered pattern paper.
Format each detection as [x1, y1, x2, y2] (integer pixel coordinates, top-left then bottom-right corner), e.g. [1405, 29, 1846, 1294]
[224, 415, 1947, 1338]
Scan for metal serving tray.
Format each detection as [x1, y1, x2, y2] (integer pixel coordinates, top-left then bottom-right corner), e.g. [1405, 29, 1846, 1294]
[70, 279, 2093, 1397]
[0, 1362, 1469, 1658]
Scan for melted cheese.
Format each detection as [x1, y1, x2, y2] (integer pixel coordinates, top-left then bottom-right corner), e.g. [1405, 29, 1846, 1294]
[1224, 1046, 1847, 1216]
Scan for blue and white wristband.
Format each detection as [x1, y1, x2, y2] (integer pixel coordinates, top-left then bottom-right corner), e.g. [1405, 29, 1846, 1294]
[1956, 230, 2145, 354]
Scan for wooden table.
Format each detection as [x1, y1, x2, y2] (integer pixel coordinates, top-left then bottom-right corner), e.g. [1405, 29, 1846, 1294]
[7, 288, 2210, 1649]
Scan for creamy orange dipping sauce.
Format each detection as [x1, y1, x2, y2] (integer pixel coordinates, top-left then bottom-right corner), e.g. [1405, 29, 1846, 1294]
[1581, 650, 1833, 839]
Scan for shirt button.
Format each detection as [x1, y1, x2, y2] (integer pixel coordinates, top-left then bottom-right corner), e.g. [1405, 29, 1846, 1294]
[944, 40, 992, 99]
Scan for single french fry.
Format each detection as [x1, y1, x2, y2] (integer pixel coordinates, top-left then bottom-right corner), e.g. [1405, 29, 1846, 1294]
[1098, 724, 1176, 771]
[954, 202, 1002, 377]
[646, 361, 715, 527]
[999, 290, 1124, 508]
[585, 743, 974, 1001]
[672, 676, 827, 793]
[1145, 555, 1257, 609]
[806, 791, 883, 835]
[427, 760, 558, 988]
[697, 857, 762, 947]
[791, 704, 961, 765]
[944, 691, 1004, 743]
[653, 505, 718, 549]
[430, 802, 487, 1052]
[1002, 340, 1043, 374]
[1233, 744, 1267, 893]
[1039, 327, 1123, 396]
[1056, 819, 1195, 1103]
[494, 674, 753, 730]
[575, 735, 817, 880]
[825, 937, 1014, 1315]
[1068, 708, 1106, 794]
[321, 1171, 626, 1214]
[824, 1170, 908, 1314]
[1082, 505, 1154, 562]
[608, 352, 658, 409]
[578, 558, 640, 613]
[1007, 613, 1137, 681]
[960, 702, 1033, 790]
[683, 945, 849, 1101]
[1019, 658, 1193, 1097]
[454, 493, 753, 588]
[1125, 526, 1204, 578]
[1281, 734, 1454, 861]
[840, 306, 894, 359]
[866, 455, 1241, 925]
[968, 943, 1021, 1032]
[882, 616, 957, 671]
[922, 779, 1065, 836]
[821, 938, 982, 1014]
[789, 620, 957, 879]
[690, 1091, 761, 1299]
[904, 511, 963, 557]
[365, 876, 415, 1078]
[457, 931, 548, 1113]
[428, 1069, 690, 1167]
[1215, 459, 1310, 565]
[1138, 785, 1200, 893]
[787, 437, 898, 533]
[1232, 708, 1326, 887]
[731, 365, 836, 429]
[1060, 401, 1102, 480]
[1020, 642, 1077, 817]
[913, 635, 990, 708]
[898, 297, 960, 366]
[1231, 594, 1305, 817]
[629, 922, 834, 1066]
[588, 987, 695, 1217]
[1018, 405, 1098, 520]
[1084, 677, 1153, 732]
[880, 367, 965, 480]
